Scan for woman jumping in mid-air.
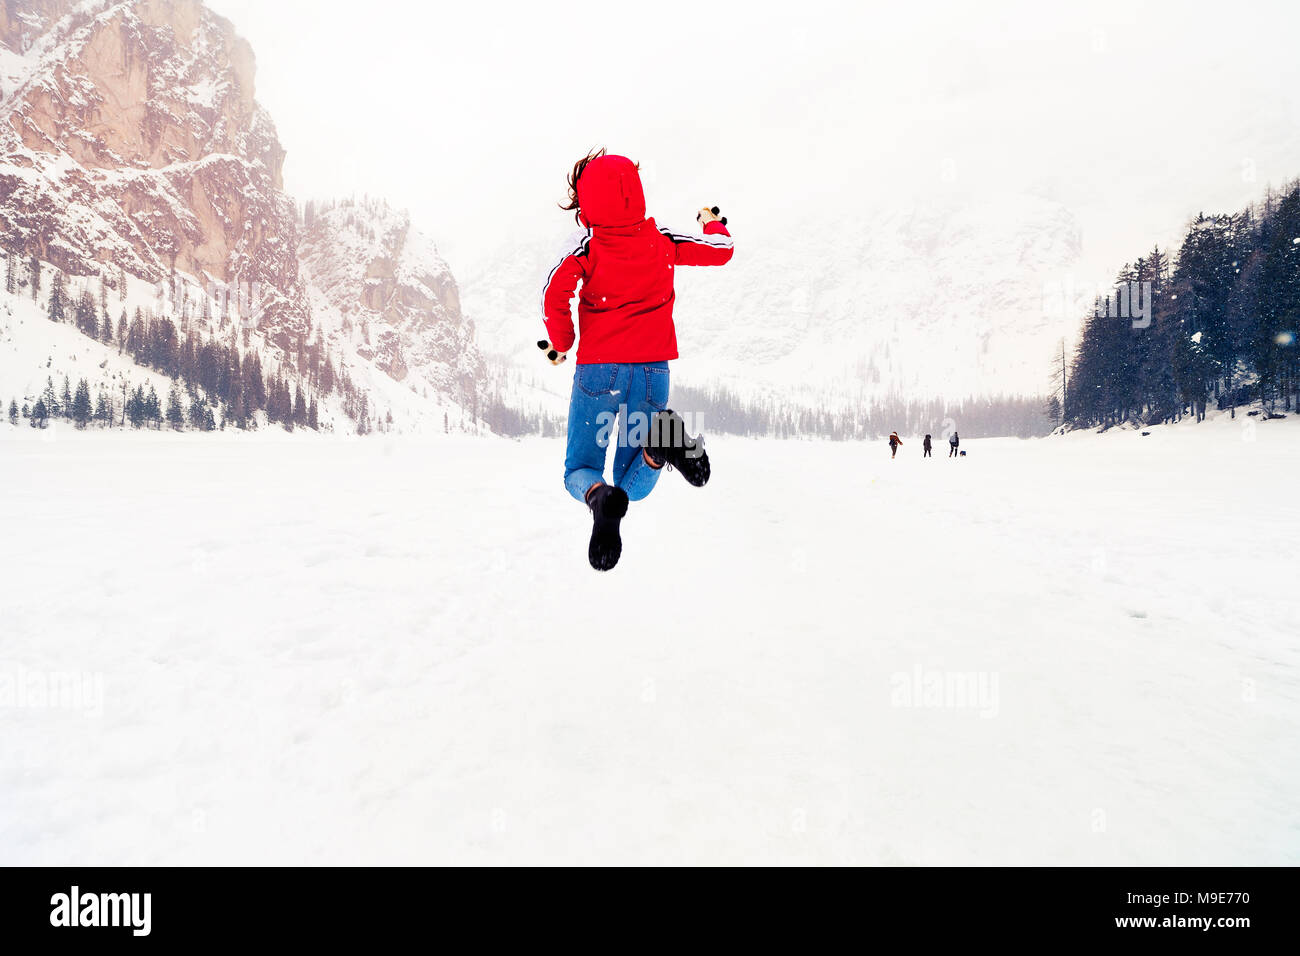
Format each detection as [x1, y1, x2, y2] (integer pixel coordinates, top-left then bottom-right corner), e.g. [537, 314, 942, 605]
[537, 148, 734, 570]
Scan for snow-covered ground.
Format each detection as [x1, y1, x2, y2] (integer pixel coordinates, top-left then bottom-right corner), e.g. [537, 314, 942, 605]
[2, 414, 1297, 864]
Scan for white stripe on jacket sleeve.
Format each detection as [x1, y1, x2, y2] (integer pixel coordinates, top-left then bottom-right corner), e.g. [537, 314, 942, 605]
[656, 225, 733, 249]
[539, 228, 592, 319]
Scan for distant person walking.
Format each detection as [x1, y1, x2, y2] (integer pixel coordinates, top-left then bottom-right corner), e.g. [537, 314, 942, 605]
[889, 431, 903, 459]
[948, 431, 960, 457]
[922, 434, 932, 458]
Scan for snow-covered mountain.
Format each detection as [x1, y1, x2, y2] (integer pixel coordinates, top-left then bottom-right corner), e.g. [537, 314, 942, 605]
[462, 195, 1082, 406]
[299, 199, 484, 407]
[0, 0, 496, 433]
[0, 0, 305, 337]
[0, 0, 1075, 437]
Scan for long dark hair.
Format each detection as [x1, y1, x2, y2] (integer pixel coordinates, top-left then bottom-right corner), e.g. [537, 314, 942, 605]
[559, 147, 606, 225]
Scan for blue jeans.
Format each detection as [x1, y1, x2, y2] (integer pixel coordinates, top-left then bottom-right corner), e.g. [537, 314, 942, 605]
[564, 362, 670, 503]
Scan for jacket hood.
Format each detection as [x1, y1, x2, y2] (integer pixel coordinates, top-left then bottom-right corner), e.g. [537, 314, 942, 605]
[577, 154, 646, 228]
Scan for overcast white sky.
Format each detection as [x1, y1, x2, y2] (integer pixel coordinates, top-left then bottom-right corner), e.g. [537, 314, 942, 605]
[208, 0, 1299, 281]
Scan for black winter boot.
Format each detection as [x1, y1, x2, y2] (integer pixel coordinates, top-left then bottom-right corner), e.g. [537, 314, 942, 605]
[644, 409, 710, 487]
[585, 483, 629, 571]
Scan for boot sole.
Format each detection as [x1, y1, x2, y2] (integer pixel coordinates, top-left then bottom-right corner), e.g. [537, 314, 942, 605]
[588, 487, 629, 571]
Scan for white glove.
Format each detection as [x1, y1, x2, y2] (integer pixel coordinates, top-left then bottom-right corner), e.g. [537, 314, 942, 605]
[696, 205, 728, 226]
[537, 339, 568, 365]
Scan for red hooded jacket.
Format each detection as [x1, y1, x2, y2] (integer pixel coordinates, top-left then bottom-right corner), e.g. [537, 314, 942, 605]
[541, 155, 733, 364]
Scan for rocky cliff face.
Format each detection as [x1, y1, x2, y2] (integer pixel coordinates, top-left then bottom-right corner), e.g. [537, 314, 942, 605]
[0, 0, 306, 341]
[0, 0, 499, 433]
[299, 198, 485, 400]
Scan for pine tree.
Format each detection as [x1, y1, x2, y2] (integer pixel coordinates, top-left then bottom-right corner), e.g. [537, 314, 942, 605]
[47, 270, 66, 321]
[265, 373, 280, 424]
[30, 398, 48, 428]
[41, 374, 58, 416]
[166, 384, 185, 430]
[1251, 187, 1300, 411]
[229, 385, 247, 430]
[7, 398, 17, 425]
[94, 391, 112, 425]
[187, 392, 207, 430]
[74, 291, 97, 335]
[1048, 338, 1067, 421]
[144, 384, 161, 428]
[116, 312, 127, 353]
[1062, 181, 1300, 427]
[356, 393, 370, 435]
[1044, 394, 1062, 426]
[61, 376, 73, 420]
[29, 256, 40, 300]
[151, 317, 179, 376]
[127, 309, 145, 360]
[72, 379, 92, 428]
[1168, 213, 1242, 418]
[246, 351, 266, 409]
[127, 386, 145, 428]
[307, 396, 319, 430]
[278, 377, 294, 431]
